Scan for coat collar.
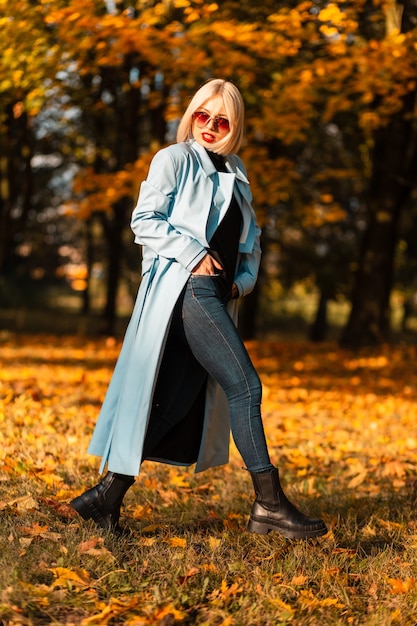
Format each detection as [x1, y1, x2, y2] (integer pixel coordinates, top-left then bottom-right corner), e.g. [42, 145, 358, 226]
[187, 140, 250, 184]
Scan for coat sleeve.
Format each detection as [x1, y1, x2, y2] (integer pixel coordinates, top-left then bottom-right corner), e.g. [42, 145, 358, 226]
[231, 156, 262, 298]
[234, 221, 262, 297]
[131, 148, 207, 271]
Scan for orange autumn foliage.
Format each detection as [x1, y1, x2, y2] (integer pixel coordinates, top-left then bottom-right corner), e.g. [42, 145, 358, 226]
[1, 334, 417, 504]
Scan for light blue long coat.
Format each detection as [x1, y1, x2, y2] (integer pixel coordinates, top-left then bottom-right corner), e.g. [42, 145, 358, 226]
[88, 140, 261, 476]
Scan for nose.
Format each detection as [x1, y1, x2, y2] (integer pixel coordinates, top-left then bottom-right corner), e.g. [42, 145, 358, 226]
[206, 116, 216, 130]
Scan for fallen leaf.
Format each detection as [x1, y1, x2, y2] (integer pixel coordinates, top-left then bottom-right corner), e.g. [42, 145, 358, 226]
[49, 567, 92, 589]
[166, 536, 186, 548]
[178, 567, 200, 584]
[0, 495, 39, 512]
[388, 577, 417, 594]
[291, 574, 308, 585]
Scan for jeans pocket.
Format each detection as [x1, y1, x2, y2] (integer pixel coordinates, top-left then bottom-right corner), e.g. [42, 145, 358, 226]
[189, 274, 221, 298]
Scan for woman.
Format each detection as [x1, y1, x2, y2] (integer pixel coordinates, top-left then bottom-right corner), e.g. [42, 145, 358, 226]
[70, 79, 327, 540]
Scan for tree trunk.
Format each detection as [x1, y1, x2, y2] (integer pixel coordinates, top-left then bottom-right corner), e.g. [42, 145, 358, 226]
[340, 210, 399, 346]
[309, 291, 329, 342]
[99, 71, 143, 333]
[0, 104, 34, 275]
[0, 158, 12, 274]
[82, 218, 93, 315]
[341, 92, 417, 347]
[101, 198, 129, 335]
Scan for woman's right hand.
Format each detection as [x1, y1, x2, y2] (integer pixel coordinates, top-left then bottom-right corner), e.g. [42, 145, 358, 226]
[191, 253, 223, 276]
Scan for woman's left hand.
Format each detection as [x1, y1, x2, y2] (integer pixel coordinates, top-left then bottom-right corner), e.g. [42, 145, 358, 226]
[231, 283, 239, 299]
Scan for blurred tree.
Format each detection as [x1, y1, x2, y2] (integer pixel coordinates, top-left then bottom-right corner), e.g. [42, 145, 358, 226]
[41, 0, 276, 334]
[1, 0, 417, 345]
[234, 0, 417, 345]
[0, 0, 56, 274]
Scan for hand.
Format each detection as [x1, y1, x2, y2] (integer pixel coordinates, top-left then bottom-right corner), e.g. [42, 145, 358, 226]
[192, 253, 223, 276]
[231, 283, 239, 299]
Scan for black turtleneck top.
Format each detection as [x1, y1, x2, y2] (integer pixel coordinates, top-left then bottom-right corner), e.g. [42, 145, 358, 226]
[206, 150, 242, 294]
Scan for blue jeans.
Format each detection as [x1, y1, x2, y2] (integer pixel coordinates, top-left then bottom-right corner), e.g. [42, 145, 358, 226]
[182, 275, 273, 473]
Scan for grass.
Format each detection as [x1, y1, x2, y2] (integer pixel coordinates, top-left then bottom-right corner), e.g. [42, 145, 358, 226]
[1, 334, 417, 625]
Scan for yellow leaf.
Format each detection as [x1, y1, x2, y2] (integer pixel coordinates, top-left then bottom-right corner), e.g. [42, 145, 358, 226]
[201, 563, 218, 573]
[209, 579, 243, 602]
[347, 471, 367, 489]
[153, 603, 186, 620]
[381, 461, 406, 478]
[376, 518, 403, 531]
[140, 536, 157, 546]
[319, 597, 346, 608]
[318, 3, 344, 24]
[141, 523, 166, 533]
[209, 536, 221, 549]
[268, 597, 295, 613]
[132, 503, 152, 519]
[319, 24, 339, 37]
[81, 595, 140, 625]
[169, 474, 190, 488]
[167, 536, 186, 548]
[299, 589, 345, 609]
[49, 567, 92, 589]
[36, 472, 64, 485]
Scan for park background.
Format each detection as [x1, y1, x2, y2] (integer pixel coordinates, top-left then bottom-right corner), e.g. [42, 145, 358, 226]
[1, 0, 417, 344]
[2, 1, 417, 625]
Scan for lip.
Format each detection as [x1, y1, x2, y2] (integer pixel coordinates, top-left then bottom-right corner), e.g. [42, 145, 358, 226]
[202, 132, 216, 143]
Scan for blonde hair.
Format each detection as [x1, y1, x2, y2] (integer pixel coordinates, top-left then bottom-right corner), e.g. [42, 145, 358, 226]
[176, 78, 245, 156]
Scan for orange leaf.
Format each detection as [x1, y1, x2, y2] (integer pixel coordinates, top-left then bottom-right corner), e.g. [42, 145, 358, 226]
[78, 537, 104, 553]
[178, 567, 200, 584]
[388, 577, 417, 594]
[20, 524, 49, 536]
[291, 574, 308, 585]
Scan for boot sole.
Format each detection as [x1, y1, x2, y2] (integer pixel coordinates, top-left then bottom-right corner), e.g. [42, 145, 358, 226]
[248, 516, 328, 539]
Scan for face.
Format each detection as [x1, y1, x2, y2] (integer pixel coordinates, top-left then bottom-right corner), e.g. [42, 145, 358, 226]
[191, 95, 230, 150]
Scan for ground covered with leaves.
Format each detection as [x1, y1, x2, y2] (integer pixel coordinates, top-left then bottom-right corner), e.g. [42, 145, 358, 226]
[1, 333, 417, 625]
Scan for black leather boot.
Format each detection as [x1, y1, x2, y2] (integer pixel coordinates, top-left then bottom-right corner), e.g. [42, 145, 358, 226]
[248, 467, 327, 539]
[70, 472, 135, 532]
